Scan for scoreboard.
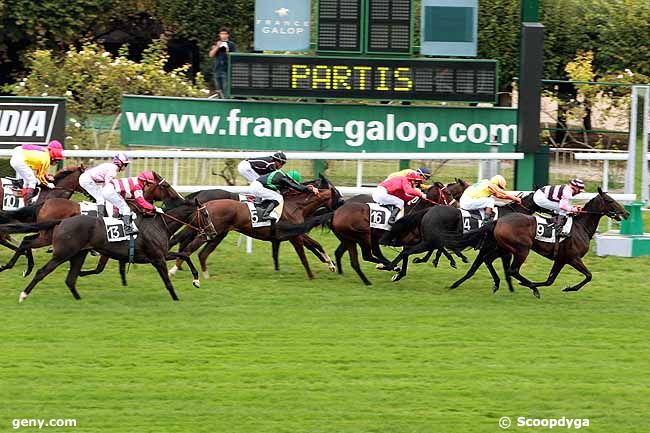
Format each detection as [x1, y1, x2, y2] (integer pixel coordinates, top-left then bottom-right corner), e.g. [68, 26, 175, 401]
[367, 0, 412, 54]
[317, 0, 363, 52]
[229, 54, 498, 102]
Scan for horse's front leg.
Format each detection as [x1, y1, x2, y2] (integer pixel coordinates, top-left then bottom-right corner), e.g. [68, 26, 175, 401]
[562, 257, 592, 292]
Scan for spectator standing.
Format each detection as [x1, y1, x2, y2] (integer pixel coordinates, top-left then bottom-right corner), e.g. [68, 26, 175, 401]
[208, 27, 236, 98]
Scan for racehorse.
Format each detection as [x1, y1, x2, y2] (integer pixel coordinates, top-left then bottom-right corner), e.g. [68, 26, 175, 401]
[0, 171, 181, 277]
[170, 175, 344, 277]
[379, 192, 539, 283]
[170, 176, 341, 280]
[169, 183, 337, 283]
[0, 197, 215, 302]
[330, 179, 468, 285]
[449, 188, 629, 298]
[0, 166, 86, 253]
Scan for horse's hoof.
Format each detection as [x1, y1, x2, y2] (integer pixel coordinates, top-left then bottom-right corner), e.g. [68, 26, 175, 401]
[391, 274, 403, 282]
[492, 285, 499, 293]
[328, 262, 336, 272]
[203, 271, 210, 279]
[461, 257, 469, 264]
[22, 270, 29, 278]
[375, 263, 387, 270]
[18, 291, 28, 303]
[192, 279, 200, 288]
[168, 265, 178, 277]
[450, 262, 457, 269]
[562, 287, 574, 292]
[393, 266, 401, 273]
[533, 289, 541, 299]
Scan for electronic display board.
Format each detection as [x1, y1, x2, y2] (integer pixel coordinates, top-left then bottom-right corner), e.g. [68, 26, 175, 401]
[317, 0, 363, 52]
[367, 0, 412, 54]
[230, 54, 498, 102]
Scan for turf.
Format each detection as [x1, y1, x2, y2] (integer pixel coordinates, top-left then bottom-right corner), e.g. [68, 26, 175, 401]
[0, 229, 649, 433]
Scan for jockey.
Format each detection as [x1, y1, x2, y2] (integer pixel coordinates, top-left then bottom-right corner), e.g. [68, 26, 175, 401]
[9, 140, 65, 203]
[250, 168, 318, 220]
[459, 174, 521, 222]
[79, 153, 130, 217]
[387, 167, 433, 190]
[372, 172, 427, 224]
[237, 151, 287, 183]
[102, 170, 156, 234]
[533, 178, 585, 237]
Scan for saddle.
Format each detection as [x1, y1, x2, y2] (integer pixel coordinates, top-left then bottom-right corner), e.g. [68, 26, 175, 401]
[239, 194, 282, 226]
[534, 214, 573, 243]
[460, 208, 499, 232]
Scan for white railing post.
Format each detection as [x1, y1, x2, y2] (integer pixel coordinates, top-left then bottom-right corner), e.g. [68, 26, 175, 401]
[602, 159, 609, 191]
[356, 159, 363, 188]
[172, 157, 179, 186]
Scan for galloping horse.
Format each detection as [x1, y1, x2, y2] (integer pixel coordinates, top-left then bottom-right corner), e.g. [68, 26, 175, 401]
[0, 171, 181, 277]
[170, 176, 343, 277]
[170, 176, 341, 280]
[330, 179, 468, 285]
[169, 183, 337, 283]
[0, 197, 215, 302]
[449, 188, 629, 298]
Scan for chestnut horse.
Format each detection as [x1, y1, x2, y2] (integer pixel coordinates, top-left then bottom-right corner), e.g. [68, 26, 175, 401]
[169, 184, 337, 284]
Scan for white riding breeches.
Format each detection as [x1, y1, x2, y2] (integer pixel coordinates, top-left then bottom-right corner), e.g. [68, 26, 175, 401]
[372, 186, 404, 208]
[79, 172, 105, 204]
[250, 180, 283, 204]
[238, 160, 260, 183]
[102, 183, 130, 216]
[533, 189, 566, 215]
[9, 153, 37, 189]
[460, 196, 495, 211]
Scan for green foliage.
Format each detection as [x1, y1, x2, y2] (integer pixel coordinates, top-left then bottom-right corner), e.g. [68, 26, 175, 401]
[5, 41, 208, 148]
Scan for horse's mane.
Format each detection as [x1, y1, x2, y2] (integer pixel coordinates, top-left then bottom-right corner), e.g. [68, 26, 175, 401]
[53, 166, 82, 181]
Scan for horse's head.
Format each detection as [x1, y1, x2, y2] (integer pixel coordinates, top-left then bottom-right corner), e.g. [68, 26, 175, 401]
[317, 174, 344, 210]
[586, 188, 630, 221]
[443, 178, 470, 203]
[145, 171, 184, 203]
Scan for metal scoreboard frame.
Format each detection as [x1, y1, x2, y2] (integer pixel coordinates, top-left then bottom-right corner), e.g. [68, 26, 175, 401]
[365, 0, 413, 55]
[228, 54, 499, 103]
[316, 0, 364, 53]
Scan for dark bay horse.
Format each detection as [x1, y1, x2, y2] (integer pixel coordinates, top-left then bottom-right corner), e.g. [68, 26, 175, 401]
[169, 185, 336, 283]
[170, 177, 341, 280]
[0, 198, 214, 303]
[0, 171, 181, 277]
[330, 180, 468, 285]
[450, 188, 629, 298]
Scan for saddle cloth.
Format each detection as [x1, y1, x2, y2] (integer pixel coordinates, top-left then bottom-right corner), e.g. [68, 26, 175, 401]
[367, 203, 403, 230]
[534, 215, 573, 243]
[460, 207, 499, 233]
[1, 178, 25, 211]
[239, 194, 282, 228]
[103, 217, 138, 242]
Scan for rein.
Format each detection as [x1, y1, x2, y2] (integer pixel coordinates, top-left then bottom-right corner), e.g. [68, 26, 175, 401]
[160, 205, 217, 239]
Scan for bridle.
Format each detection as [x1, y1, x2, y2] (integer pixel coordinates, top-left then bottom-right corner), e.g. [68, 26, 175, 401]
[159, 204, 217, 239]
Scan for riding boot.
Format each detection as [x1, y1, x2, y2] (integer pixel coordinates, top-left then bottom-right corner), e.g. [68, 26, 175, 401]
[22, 188, 35, 204]
[96, 204, 105, 218]
[387, 205, 401, 224]
[260, 200, 279, 221]
[482, 207, 494, 224]
[555, 215, 569, 238]
[122, 214, 134, 235]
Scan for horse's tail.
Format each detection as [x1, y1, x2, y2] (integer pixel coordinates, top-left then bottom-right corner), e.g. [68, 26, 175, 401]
[440, 220, 496, 250]
[169, 226, 196, 249]
[277, 212, 333, 240]
[0, 203, 43, 223]
[0, 219, 63, 234]
[379, 208, 429, 245]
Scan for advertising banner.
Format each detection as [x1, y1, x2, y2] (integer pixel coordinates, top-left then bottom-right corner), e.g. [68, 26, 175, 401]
[254, 0, 311, 52]
[122, 95, 517, 153]
[0, 97, 66, 148]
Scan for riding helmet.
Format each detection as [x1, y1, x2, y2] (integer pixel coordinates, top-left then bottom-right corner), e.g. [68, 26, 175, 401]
[287, 170, 302, 183]
[416, 167, 431, 180]
[113, 152, 130, 167]
[47, 140, 64, 161]
[138, 170, 156, 184]
[272, 151, 287, 163]
[570, 178, 585, 192]
[489, 174, 507, 188]
[406, 171, 424, 182]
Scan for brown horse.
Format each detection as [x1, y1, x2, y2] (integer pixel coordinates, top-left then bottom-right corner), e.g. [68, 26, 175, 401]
[0, 171, 181, 277]
[450, 188, 629, 298]
[169, 184, 336, 283]
[170, 176, 343, 277]
[331, 180, 468, 285]
[0, 166, 86, 252]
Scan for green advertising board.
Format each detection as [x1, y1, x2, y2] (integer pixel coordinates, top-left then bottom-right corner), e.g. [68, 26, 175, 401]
[121, 95, 517, 153]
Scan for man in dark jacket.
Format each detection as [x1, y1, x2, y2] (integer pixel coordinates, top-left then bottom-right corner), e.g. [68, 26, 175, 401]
[238, 151, 287, 183]
[208, 27, 236, 98]
[250, 169, 319, 220]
